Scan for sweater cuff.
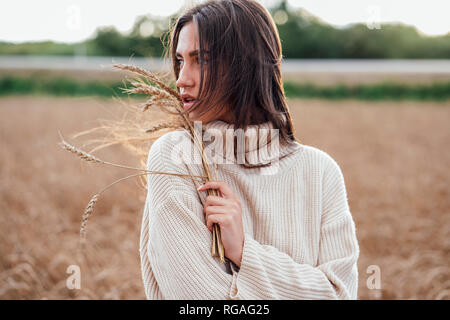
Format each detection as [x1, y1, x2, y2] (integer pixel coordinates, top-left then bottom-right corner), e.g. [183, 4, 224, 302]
[229, 232, 260, 300]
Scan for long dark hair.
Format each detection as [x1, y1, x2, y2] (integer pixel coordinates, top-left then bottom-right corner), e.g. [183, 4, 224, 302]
[166, 0, 298, 144]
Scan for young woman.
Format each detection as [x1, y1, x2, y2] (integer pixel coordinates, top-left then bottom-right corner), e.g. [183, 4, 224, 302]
[140, 0, 359, 300]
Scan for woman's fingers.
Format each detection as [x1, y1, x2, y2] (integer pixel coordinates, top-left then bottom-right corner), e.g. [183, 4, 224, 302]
[206, 213, 232, 231]
[204, 195, 228, 208]
[204, 205, 227, 217]
[197, 181, 235, 199]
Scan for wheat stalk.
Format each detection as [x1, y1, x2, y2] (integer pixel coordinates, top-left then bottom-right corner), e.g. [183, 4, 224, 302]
[64, 63, 226, 263]
[114, 63, 226, 262]
[80, 193, 99, 241]
[140, 97, 179, 113]
[122, 81, 173, 100]
[58, 132, 207, 181]
[113, 63, 181, 102]
[79, 172, 150, 242]
[145, 121, 182, 134]
[60, 135, 208, 242]
[59, 131, 208, 243]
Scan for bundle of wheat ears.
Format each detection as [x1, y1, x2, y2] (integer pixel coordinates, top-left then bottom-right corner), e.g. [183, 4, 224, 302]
[58, 63, 226, 263]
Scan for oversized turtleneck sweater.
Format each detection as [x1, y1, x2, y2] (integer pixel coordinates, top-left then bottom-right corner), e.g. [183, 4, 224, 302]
[139, 119, 360, 300]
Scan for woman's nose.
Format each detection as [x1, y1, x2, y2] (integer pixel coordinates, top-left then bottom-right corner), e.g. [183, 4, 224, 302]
[176, 65, 195, 89]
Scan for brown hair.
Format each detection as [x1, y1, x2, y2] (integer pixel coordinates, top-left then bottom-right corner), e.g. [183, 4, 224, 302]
[166, 0, 298, 144]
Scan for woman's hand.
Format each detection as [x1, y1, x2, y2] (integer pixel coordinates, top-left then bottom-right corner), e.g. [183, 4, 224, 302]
[197, 181, 244, 267]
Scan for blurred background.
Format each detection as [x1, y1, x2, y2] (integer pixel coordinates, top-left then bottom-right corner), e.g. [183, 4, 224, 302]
[0, 0, 448, 299]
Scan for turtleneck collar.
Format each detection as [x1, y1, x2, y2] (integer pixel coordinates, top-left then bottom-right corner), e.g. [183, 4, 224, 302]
[200, 119, 300, 168]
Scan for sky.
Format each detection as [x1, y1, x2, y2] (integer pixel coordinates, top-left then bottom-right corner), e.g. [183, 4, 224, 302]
[1, 0, 449, 43]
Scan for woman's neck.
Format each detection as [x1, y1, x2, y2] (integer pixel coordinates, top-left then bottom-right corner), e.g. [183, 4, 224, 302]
[216, 111, 268, 126]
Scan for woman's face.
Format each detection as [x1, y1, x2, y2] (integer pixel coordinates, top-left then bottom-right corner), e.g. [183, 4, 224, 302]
[175, 21, 233, 123]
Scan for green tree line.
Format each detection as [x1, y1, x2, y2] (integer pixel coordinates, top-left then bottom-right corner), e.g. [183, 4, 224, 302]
[1, 75, 449, 101]
[1, 0, 449, 58]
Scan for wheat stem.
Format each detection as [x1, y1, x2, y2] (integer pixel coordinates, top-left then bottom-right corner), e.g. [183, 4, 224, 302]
[58, 131, 206, 181]
[80, 172, 149, 241]
[77, 63, 226, 263]
[145, 121, 181, 134]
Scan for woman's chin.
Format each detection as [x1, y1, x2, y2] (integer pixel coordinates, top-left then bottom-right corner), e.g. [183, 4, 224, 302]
[188, 113, 199, 122]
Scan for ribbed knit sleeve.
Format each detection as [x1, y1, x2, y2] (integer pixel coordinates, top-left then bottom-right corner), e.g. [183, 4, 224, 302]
[140, 132, 235, 299]
[228, 156, 359, 300]
[140, 131, 359, 300]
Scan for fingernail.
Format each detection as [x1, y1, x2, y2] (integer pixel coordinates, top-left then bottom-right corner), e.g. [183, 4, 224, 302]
[197, 184, 204, 191]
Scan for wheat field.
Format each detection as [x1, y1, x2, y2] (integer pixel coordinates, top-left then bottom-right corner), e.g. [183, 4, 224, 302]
[0, 95, 448, 299]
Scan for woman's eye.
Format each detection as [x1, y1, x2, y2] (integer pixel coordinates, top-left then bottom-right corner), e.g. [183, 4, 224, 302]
[176, 57, 202, 66]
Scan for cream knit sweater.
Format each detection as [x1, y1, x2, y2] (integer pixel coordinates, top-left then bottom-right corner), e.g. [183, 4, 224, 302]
[139, 120, 360, 300]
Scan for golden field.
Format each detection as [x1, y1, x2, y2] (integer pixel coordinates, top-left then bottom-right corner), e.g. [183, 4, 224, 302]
[0, 95, 448, 299]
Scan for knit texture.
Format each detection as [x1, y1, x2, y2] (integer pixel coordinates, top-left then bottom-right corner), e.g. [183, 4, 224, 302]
[139, 120, 360, 300]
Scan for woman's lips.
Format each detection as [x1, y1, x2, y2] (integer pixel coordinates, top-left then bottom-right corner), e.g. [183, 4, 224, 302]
[183, 100, 195, 109]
